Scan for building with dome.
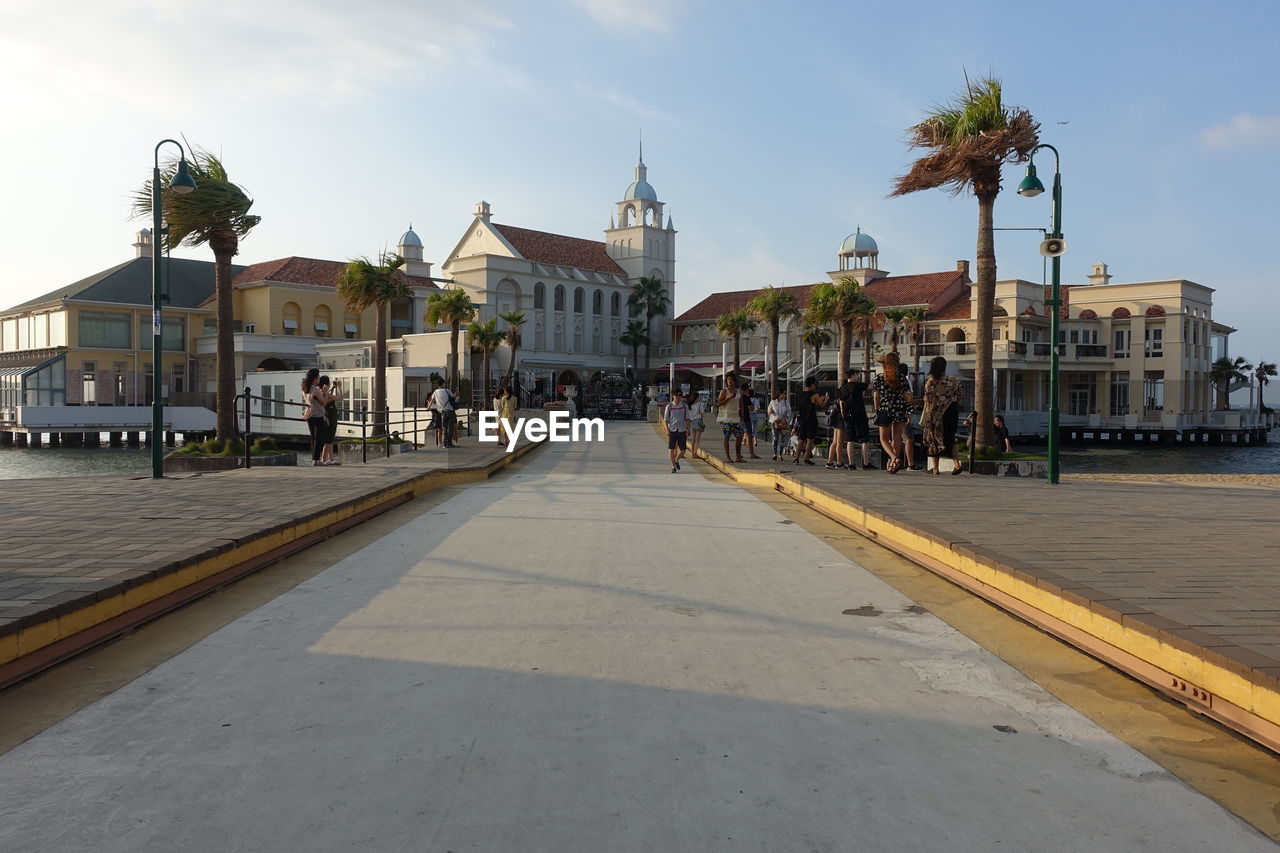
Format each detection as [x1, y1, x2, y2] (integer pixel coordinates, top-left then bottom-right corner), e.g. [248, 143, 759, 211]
[668, 227, 1249, 441]
[437, 150, 677, 396]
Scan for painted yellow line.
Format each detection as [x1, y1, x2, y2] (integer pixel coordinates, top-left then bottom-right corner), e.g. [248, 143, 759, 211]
[693, 447, 1280, 753]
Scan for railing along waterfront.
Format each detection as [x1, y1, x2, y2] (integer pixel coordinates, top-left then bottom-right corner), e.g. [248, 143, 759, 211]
[234, 388, 477, 469]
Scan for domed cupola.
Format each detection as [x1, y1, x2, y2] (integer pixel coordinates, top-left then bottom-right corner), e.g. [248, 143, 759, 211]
[396, 223, 432, 279]
[611, 141, 668, 229]
[838, 226, 879, 271]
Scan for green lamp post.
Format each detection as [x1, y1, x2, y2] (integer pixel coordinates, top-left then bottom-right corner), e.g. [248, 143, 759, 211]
[1017, 144, 1063, 484]
[151, 140, 197, 478]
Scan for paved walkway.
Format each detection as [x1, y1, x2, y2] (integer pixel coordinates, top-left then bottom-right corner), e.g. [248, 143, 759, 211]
[0, 424, 1271, 851]
[0, 434, 534, 683]
[701, 445, 1280, 750]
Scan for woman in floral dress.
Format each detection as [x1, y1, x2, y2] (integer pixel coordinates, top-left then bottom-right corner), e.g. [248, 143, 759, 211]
[871, 352, 912, 473]
[921, 356, 963, 475]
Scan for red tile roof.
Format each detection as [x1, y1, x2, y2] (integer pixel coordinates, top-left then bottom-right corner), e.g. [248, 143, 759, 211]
[1078, 308, 1098, 319]
[198, 256, 438, 306]
[1145, 304, 1166, 317]
[492, 223, 626, 276]
[675, 270, 967, 323]
[1044, 284, 1075, 319]
[931, 287, 972, 321]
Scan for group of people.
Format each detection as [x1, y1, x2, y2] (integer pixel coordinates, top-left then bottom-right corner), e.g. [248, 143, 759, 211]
[660, 351, 974, 476]
[302, 367, 343, 467]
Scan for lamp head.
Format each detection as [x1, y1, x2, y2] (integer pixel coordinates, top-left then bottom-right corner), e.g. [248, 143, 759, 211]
[1017, 163, 1044, 197]
[170, 159, 197, 195]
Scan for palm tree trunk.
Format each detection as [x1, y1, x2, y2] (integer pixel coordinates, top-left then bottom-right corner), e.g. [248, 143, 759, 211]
[482, 350, 491, 406]
[732, 334, 741, 378]
[863, 329, 872, 378]
[643, 314, 653, 378]
[837, 321, 851, 379]
[911, 326, 923, 396]
[373, 303, 388, 437]
[211, 233, 238, 440]
[449, 323, 460, 392]
[503, 340, 518, 392]
[973, 194, 997, 451]
[768, 320, 780, 399]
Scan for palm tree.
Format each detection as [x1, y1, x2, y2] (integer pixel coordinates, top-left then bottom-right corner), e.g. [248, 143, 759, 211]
[715, 309, 757, 377]
[1210, 356, 1252, 410]
[801, 322, 832, 375]
[425, 287, 476, 393]
[891, 75, 1039, 451]
[627, 276, 670, 378]
[1255, 359, 1277, 414]
[336, 252, 410, 437]
[814, 277, 875, 376]
[746, 285, 798, 399]
[467, 317, 505, 406]
[904, 307, 930, 394]
[133, 146, 260, 439]
[498, 310, 526, 394]
[882, 307, 909, 354]
[850, 297, 880, 378]
[620, 320, 648, 381]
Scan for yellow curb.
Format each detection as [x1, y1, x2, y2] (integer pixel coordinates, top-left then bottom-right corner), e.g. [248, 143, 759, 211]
[0, 440, 542, 676]
[698, 446, 1280, 752]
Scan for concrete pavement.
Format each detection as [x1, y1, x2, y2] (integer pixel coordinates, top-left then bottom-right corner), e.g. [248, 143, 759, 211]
[0, 424, 1273, 851]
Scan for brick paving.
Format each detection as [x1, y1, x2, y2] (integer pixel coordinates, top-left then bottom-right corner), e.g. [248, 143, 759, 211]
[713, 453, 1280, 683]
[0, 439, 526, 639]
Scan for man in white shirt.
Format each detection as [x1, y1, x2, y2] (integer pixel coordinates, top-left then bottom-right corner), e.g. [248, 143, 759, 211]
[430, 378, 458, 448]
[662, 389, 689, 473]
[716, 373, 744, 464]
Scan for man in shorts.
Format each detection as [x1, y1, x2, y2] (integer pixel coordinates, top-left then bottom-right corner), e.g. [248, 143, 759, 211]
[716, 373, 745, 463]
[663, 389, 689, 473]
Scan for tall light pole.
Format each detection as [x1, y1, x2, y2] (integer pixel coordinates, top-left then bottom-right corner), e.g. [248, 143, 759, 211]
[1017, 144, 1064, 484]
[151, 140, 197, 478]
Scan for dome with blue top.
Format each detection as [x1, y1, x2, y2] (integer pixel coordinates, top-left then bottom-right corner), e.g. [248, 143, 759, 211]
[399, 226, 423, 248]
[624, 179, 658, 201]
[839, 227, 877, 256]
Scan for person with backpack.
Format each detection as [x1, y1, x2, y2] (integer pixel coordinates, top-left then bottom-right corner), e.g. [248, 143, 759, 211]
[430, 378, 458, 448]
[662, 388, 690, 473]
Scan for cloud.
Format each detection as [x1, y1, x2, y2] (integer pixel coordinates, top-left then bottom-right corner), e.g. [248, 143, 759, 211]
[567, 0, 682, 32]
[1200, 113, 1280, 150]
[572, 83, 675, 125]
[0, 0, 517, 113]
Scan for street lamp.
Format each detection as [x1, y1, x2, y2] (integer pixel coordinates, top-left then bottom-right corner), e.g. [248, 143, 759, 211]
[151, 139, 197, 478]
[1017, 143, 1063, 484]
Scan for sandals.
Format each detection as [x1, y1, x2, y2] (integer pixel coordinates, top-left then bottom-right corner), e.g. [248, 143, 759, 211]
[887, 456, 901, 474]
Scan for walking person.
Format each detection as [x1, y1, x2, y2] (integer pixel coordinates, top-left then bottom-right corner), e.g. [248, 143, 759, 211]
[839, 368, 872, 470]
[302, 368, 328, 467]
[767, 390, 791, 461]
[427, 388, 443, 447]
[663, 389, 690, 473]
[320, 376, 342, 466]
[717, 373, 745, 463]
[792, 377, 827, 466]
[921, 356, 963, 475]
[872, 352, 912, 473]
[739, 384, 761, 459]
[687, 392, 706, 457]
[430, 378, 458, 448]
[498, 385, 518, 446]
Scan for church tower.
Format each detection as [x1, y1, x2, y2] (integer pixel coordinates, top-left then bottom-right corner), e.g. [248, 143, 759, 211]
[604, 144, 677, 352]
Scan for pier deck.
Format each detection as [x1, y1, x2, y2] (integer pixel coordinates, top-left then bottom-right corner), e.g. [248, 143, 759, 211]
[0, 436, 539, 688]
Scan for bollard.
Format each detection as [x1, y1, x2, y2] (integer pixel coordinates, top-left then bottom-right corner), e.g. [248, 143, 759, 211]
[242, 387, 252, 470]
[385, 406, 392, 458]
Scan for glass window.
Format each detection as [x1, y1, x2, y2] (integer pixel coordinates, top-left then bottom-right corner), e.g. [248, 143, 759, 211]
[48, 312, 66, 346]
[32, 315, 48, 348]
[79, 311, 132, 348]
[137, 315, 186, 351]
[82, 361, 96, 405]
[1145, 327, 1163, 354]
[1, 318, 16, 352]
[534, 283, 545, 310]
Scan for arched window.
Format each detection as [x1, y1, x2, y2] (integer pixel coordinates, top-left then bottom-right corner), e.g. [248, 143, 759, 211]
[574, 287, 584, 313]
[534, 282, 545, 309]
[496, 279, 520, 318]
[554, 285, 565, 311]
[610, 292, 620, 317]
[313, 304, 332, 338]
[592, 290, 602, 315]
[343, 311, 360, 339]
[282, 302, 301, 336]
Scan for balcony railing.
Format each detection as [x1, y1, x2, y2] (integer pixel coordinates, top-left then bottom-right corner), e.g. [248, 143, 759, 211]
[1076, 344, 1108, 358]
[1033, 343, 1052, 357]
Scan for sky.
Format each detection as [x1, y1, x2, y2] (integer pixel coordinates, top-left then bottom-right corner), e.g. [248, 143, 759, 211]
[2, 0, 1277, 378]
